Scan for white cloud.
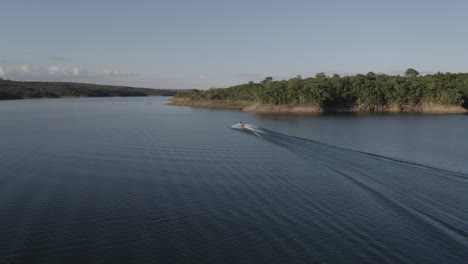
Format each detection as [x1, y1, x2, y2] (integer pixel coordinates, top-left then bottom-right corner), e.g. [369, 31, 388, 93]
[19, 65, 31, 74]
[0, 63, 143, 87]
[0, 64, 138, 80]
[101, 69, 138, 77]
[0, 64, 82, 78]
[47, 66, 60, 75]
[47, 66, 80, 76]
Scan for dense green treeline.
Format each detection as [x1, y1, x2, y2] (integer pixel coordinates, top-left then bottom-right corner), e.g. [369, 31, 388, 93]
[176, 69, 468, 108]
[0, 79, 176, 100]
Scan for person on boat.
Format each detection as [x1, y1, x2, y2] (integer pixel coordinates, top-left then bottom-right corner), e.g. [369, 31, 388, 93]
[239, 121, 244, 127]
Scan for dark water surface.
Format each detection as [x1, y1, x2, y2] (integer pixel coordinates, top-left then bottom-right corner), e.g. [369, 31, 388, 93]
[0, 97, 467, 263]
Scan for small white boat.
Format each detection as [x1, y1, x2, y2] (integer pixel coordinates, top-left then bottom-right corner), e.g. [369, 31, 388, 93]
[230, 122, 265, 137]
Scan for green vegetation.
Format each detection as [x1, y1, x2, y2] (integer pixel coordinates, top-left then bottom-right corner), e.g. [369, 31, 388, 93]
[0, 79, 176, 100]
[175, 69, 468, 109]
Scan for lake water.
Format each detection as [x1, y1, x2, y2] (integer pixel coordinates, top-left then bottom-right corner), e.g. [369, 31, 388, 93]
[1, 97, 467, 263]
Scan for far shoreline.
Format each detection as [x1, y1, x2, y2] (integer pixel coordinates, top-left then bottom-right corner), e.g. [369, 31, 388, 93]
[0, 95, 172, 101]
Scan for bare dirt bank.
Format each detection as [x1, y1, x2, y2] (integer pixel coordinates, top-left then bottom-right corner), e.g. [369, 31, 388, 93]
[168, 98, 252, 110]
[169, 98, 467, 114]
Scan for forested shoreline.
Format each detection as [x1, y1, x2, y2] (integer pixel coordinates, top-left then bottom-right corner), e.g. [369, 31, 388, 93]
[173, 69, 468, 112]
[0, 79, 176, 100]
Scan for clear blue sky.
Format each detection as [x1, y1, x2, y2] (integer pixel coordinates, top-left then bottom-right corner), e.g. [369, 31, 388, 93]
[1, 0, 467, 89]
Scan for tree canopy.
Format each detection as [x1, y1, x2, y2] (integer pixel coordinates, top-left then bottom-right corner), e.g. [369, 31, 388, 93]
[175, 69, 468, 108]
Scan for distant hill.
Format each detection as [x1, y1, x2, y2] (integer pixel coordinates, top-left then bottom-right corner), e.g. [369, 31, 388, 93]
[0, 79, 177, 100]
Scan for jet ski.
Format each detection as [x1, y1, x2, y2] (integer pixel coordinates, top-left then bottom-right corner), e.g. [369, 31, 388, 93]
[231, 122, 245, 129]
[230, 122, 265, 137]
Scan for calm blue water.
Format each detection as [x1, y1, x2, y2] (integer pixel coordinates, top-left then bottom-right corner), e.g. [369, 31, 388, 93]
[0, 97, 467, 263]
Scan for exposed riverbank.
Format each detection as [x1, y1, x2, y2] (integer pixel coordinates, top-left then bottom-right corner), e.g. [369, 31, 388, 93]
[168, 98, 252, 110]
[169, 98, 468, 114]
